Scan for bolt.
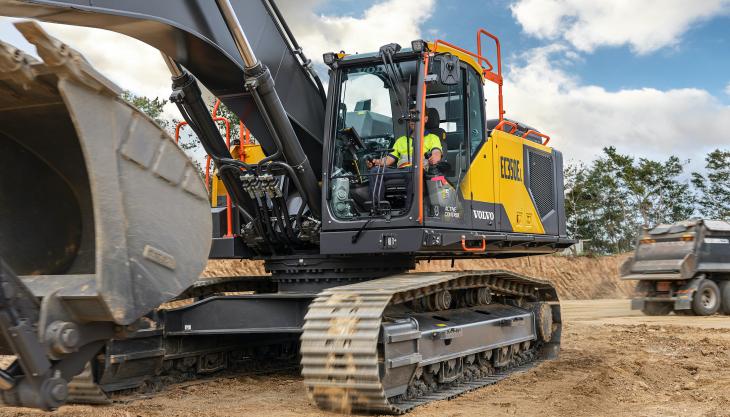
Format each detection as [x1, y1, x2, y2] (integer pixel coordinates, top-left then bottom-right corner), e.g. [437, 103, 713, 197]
[60, 328, 79, 348]
[49, 382, 68, 402]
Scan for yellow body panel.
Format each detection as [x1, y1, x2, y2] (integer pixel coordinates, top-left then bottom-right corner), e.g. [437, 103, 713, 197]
[241, 143, 266, 164]
[461, 130, 552, 234]
[211, 144, 266, 207]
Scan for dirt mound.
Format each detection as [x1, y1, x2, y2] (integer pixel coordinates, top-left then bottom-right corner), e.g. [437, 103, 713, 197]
[203, 254, 634, 300]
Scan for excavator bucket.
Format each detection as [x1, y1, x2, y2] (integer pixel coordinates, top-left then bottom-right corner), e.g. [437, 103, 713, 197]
[0, 21, 211, 324]
[0, 23, 211, 409]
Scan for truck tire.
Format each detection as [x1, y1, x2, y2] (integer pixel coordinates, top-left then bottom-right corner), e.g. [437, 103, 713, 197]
[642, 302, 672, 316]
[719, 281, 730, 315]
[691, 279, 720, 316]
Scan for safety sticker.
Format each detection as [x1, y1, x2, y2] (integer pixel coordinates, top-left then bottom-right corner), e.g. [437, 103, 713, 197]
[705, 238, 729, 244]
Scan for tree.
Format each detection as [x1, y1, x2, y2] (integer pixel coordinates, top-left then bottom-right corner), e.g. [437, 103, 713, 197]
[692, 149, 730, 220]
[120, 90, 172, 130]
[603, 147, 694, 228]
[565, 147, 694, 255]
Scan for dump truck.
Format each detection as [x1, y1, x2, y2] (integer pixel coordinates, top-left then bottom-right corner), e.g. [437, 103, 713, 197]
[0, 0, 574, 412]
[621, 219, 730, 316]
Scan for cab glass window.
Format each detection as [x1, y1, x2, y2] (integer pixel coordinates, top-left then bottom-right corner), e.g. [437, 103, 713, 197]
[467, 68, 486, 157]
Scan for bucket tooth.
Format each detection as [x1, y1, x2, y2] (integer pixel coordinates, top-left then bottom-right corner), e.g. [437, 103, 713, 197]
[14, 20, 119, 95]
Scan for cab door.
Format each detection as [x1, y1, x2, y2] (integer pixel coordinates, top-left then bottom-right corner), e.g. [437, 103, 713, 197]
[461, 66, 496, 231]
[423, 66, 471, 229]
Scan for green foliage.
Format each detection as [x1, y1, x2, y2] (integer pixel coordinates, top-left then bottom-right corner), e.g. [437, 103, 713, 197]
[566, 147, 694, 255]
[120, 90, 172, 130]
[692, 149, 730, 220]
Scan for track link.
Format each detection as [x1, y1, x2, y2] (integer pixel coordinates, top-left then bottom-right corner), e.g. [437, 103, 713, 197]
[301, 270, 560, 414]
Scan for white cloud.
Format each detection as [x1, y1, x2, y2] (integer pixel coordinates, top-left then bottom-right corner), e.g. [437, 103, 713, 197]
[725, 82, 730, 96]
[510, 0, 730, 54]
[496, 44, 730, 167]
[278, 0, 435, 63]
[0, 17, 177, 115]
[1, 0, 434, 110]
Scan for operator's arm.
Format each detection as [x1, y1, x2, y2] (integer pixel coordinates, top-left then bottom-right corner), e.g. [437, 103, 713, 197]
[425, 134, 442, 165]
[368, 137, 402, 167]
[370, 154, 397, 167]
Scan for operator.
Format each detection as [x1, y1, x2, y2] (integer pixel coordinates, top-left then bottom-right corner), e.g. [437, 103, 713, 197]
[366, 108, 442, 206]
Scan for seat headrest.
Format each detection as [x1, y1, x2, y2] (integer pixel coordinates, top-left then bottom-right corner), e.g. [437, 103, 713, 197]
[425, 107, 440, 130]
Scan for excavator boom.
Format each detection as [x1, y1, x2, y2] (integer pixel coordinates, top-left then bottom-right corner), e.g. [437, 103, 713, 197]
[1, 0, 327, 172]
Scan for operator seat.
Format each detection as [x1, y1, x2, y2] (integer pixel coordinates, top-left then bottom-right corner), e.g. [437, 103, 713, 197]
[426, 107, 447, 161]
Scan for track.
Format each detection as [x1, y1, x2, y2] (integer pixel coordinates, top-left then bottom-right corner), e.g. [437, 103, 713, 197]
[63, 276, 291, 405]
[60, 271, 560, 412]
[302, 271, 560, 414]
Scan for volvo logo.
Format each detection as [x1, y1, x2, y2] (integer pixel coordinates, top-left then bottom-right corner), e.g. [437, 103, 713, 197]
[473, 210, 495, 221]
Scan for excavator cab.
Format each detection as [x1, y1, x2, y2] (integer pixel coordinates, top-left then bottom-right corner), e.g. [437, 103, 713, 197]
[320, 35, 571, 256]
[324, 46, 468, 219]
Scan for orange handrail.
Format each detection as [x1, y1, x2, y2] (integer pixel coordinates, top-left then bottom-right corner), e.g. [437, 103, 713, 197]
[494, 119, 518, 134]
[417, 51, 430, 224]
[477, 29, 504, 119]
[522, 129, 550, 146]
[433, 27, 505, 120]
[240, 121, 252, 145]
[433, 39, 494, 72]
[461, 236, 487, 252]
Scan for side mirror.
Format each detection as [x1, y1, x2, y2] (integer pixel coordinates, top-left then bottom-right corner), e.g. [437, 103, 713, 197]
[433, 53, 460, 86]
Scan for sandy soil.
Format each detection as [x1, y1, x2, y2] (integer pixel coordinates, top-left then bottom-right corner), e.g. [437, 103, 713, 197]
[202, 254, 636, 300]
[3, 299, 730, 417]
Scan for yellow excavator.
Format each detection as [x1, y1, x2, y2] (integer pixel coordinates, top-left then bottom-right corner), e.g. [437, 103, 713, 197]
[0, 0, 572, 413]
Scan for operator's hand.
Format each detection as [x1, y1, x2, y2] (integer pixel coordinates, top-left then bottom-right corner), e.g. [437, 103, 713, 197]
[428, 152, 441, 166]
[367, 158, 382, 169]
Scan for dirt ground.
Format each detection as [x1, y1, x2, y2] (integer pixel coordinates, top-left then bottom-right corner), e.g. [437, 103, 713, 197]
[3, 299, 730, 417]
[202, 254, 636, 300]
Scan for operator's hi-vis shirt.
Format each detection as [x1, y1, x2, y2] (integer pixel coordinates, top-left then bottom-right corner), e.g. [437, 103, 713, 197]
[389, 133, 442, 168]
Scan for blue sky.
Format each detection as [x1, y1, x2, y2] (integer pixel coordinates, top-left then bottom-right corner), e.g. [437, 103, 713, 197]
[293, 0, 730, 170]
[317, 0, 730, 101]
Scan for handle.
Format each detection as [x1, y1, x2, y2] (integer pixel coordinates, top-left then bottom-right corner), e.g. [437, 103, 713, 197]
[522, 129, 550, 146]
[494, 119, 518, 134]
[461, 236, 487, 252]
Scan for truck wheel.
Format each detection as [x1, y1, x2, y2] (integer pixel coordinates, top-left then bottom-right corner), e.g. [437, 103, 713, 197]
[719, 281, 730, 315]
[642, 302, 672, 316]
[691, 280, 721, 316]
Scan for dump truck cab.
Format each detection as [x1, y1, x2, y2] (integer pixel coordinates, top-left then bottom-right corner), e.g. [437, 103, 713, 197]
[622, 219, 730, 315]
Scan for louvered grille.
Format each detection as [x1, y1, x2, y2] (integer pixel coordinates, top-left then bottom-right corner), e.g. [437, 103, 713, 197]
[528, 150, 555, 218]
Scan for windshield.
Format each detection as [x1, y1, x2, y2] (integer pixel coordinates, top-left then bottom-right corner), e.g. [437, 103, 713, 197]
[329, 60, 420, 219]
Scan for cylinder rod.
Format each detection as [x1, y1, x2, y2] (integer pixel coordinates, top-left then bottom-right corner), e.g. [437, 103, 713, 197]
[160, 52, 183, 78]
[215, 0, 259, 68]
